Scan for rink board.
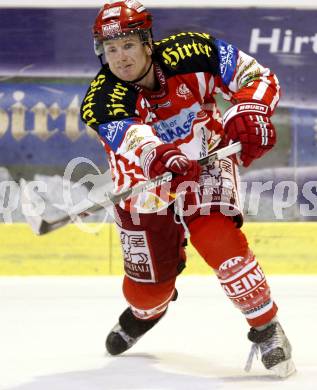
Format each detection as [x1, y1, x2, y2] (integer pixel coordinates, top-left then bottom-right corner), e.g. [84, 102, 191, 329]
[1, 222, 317, 275]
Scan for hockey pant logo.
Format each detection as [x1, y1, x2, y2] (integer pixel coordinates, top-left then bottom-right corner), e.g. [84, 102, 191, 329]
[118, 227, 156, 283]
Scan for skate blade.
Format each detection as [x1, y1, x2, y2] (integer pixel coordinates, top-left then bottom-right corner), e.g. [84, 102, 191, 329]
[270, 358, 296, 378]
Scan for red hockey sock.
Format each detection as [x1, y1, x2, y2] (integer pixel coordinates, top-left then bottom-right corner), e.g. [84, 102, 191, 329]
[189, 212, 277, 327]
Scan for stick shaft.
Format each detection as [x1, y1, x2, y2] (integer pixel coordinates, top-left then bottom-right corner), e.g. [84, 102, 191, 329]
[36, 142, 241, 234]
[104, 141, 242, 209]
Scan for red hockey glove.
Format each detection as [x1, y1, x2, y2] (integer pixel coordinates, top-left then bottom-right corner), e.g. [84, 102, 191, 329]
[223, 102, 276, 167]
[141, 143, 201, 192]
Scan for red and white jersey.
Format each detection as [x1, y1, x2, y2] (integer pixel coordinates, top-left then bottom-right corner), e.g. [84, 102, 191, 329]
[81, 32, 280, 212]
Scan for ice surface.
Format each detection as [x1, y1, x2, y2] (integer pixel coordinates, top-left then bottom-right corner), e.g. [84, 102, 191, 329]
[0, 275, 316, 389]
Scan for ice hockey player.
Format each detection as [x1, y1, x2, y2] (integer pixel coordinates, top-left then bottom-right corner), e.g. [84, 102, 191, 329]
[80, 0, 296, 378]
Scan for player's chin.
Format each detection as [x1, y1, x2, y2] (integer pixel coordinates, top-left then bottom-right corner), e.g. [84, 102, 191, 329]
[118, 72, 138, 82]
[116, 67, 140, 82]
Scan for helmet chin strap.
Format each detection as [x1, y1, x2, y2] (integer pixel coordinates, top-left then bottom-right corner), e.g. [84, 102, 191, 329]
[130, 59, 153, 84]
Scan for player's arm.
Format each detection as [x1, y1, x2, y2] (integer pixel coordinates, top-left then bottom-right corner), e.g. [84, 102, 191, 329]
[80, 71, 159, 157]
[80, 73, 199, 190]
[213, 38, 279, 167]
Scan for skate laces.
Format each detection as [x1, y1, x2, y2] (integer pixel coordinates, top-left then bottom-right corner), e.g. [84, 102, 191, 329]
[245, 342, 259, 372]
[113, 324, 137, 347]
[260, 323, 284, 355]
[244, 322, 278, 372]
[245, 321, 295, 377]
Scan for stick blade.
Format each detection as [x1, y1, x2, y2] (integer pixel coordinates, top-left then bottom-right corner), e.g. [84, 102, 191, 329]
[37, 220, 55, 235]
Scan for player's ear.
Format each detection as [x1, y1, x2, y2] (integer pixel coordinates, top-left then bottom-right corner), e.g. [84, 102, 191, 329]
[144, 44, 152, 56]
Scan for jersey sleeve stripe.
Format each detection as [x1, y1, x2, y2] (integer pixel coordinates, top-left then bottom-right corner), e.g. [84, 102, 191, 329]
[252, 81, 269, 101]
[196, 72, 207, 101]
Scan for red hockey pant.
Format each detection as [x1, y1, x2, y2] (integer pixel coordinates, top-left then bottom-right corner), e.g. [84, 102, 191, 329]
[123, 212, 277, 327]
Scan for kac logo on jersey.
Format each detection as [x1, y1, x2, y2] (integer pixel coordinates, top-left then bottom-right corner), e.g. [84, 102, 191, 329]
[215, 39, 238, 86]
[176, 83, 193, 100]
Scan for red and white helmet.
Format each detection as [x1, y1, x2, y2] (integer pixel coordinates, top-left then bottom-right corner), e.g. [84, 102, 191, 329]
[93, 1, 153, 56]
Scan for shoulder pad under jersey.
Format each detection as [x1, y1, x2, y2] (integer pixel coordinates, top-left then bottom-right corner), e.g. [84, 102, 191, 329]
[80, 66, 139, 131]
[154, 32, 220, 77]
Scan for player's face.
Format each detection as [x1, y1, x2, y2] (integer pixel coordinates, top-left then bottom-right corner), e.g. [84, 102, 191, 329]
[103, 35, 152, 82]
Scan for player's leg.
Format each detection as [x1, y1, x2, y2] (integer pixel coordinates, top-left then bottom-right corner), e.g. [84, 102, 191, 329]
[185, 158, 295, 377]
[189, 212, 295, 377]
[106, 205, 186, 355]
[189, 212, 277, 326]
[106, 276, 177, 355]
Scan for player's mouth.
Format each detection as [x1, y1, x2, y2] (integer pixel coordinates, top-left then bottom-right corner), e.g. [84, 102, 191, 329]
[118, 64, 136, 78]
[118, 63, 133, 70]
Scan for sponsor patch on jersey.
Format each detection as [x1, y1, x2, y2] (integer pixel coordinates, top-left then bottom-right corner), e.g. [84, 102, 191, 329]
[215, 39, 238, 86]
[99, 119, 134, 152]
[150, 101, 171, 110]
[153, 106, 197, 143]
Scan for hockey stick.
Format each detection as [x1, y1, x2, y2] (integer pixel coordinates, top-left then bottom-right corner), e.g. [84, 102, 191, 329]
[21, 142, 241, 235]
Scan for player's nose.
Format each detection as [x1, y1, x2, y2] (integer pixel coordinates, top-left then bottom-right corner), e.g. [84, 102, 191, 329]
[117, 47, 129, 61]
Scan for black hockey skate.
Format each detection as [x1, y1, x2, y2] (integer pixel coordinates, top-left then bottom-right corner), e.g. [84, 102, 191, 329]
[245, 320, 296, 378]
[106, 307, 166, 356]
